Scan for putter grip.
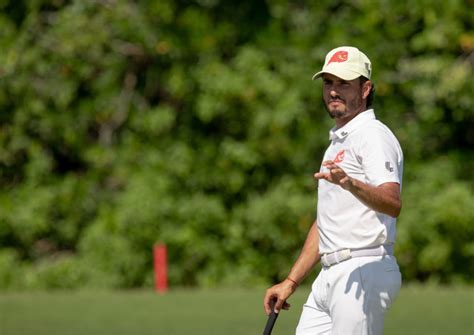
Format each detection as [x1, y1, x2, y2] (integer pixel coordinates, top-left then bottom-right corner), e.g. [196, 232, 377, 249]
[263, 300, 279, 335]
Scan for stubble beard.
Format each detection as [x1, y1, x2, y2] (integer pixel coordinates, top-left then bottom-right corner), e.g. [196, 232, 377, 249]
[323, 94, 363, 120]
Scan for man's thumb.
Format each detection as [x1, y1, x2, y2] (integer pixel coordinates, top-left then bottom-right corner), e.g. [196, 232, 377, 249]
[274, 298, 285, 314]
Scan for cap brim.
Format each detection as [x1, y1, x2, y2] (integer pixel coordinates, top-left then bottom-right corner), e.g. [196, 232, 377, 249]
[312, 67, 362, 81]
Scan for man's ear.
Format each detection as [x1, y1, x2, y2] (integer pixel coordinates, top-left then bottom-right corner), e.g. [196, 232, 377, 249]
[362, 80, 372, 99]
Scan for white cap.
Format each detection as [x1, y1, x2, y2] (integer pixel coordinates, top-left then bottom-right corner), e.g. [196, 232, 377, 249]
[312, 46, 372, 81]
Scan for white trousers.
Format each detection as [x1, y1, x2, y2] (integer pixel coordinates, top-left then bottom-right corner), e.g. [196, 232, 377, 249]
[296, 255, 401, 335]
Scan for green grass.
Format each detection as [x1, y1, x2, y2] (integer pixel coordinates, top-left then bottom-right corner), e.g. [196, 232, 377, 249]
[0, 285, 472, 334]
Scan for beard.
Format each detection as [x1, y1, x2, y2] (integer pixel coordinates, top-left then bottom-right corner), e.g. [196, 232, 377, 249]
[323, 94, 363, 119]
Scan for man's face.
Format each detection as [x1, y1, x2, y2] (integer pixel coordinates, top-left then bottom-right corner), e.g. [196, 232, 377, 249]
[322, 73, 370, 125]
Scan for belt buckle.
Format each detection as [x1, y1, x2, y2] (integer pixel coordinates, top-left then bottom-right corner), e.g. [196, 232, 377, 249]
[322, 254, 332, 267]
[338, 249, 352, 263]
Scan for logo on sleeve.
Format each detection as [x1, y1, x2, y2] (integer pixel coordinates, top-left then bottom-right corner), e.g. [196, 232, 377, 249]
[365, 62, 372, 77]
[334, 149, 345, 163]
[385, 161, 394, 172]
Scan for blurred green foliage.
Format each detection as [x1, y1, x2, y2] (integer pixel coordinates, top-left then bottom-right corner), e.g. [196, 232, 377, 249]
[0, 0, 472, 289]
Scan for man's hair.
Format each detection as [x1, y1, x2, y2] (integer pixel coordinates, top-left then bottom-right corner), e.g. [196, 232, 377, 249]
[360, 76, 375, 108]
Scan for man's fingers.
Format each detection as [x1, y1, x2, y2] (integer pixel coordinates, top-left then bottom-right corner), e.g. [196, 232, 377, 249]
[274, 298, 286, 314]
[322, 160, 339, 169]
[263, 292, 275, 315]
[326, 163, 339, 171]
[263, 291, 271, 315]
[340, 176, 349, 183]
[264, 301, 271, 315]
[314, 172, 329, 180]
[322, 160, 334, 166]
[269, 298, 290, 313]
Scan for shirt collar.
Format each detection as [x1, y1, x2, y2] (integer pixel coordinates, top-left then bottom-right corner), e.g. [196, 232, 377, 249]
[328, 109, 376, 141]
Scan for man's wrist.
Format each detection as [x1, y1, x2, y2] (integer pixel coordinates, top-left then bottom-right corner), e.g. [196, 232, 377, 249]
[285, 277, 299, 290]
[343, 176, 355, 191]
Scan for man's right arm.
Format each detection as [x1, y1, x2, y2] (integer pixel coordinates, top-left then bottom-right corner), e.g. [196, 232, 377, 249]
[263, 221, 321, 315]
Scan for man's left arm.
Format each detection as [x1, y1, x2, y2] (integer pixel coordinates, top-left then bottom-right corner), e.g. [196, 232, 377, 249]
[314, 160, 401, 218]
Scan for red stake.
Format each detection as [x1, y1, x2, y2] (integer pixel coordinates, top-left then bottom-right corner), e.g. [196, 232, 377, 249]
[154, 244, 168, 293]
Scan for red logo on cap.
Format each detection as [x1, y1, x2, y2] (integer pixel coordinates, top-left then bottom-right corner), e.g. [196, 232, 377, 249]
[334, 149, 345, 163]
[328, 51, 348, 65]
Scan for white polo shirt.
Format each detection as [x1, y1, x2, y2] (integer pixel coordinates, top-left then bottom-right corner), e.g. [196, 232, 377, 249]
[316, 109, 403, 254]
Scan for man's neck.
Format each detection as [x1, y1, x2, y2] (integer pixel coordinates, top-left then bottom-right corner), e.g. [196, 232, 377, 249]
[334, 106, 367, 129]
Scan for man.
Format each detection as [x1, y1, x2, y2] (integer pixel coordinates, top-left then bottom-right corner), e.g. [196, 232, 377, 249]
[263, 46, 403, 335]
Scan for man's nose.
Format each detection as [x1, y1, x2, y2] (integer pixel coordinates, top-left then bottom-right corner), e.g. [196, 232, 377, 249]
[330, 90, 338, 97]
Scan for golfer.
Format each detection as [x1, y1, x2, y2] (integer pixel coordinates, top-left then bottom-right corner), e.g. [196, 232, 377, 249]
[264, 46, 403, 335]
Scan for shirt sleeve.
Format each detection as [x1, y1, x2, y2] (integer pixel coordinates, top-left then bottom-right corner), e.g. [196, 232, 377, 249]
[356, 124, 403, 187]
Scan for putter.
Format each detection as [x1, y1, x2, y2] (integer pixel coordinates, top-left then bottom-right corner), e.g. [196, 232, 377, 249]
[263, 298, 279, 335]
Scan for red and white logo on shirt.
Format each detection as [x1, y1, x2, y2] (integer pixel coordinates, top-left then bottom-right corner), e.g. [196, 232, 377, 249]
[334, 149, 345, 163]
